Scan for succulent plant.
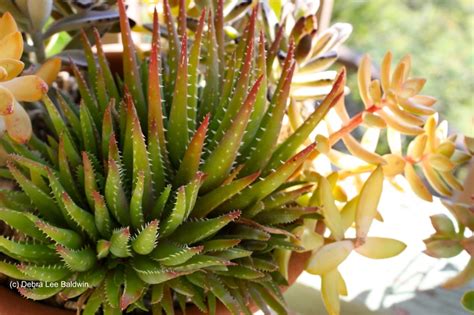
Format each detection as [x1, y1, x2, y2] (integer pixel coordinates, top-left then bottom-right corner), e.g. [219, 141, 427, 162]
[0, 0, 119, 64]
[0, 0, 336, 313]
[0, 11, 60, 143]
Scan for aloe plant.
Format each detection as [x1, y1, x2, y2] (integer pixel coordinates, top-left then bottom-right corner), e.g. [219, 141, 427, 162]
[0, 0, 334, 313]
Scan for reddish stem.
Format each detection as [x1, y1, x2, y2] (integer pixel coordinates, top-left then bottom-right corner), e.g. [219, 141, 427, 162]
[328, 104, 381, 146]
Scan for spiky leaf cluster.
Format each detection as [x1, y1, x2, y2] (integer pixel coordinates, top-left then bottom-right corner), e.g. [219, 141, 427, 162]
[0, 0, 332, 314]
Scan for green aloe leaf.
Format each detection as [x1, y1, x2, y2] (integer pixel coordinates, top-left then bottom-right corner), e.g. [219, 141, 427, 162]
[105, 158, 130, 226]
[150, 185, 172, 220]
[132, 219, 159, 255]
[0, 208, 46, 241]
[175, 115, 210, 187]
[170, 211, 241, 244]
[161, 187, 186, 237]
[7, 162, 63, 225]
[56, 245, 96, 272]
[93, 28, 120, 103]
[240, 60, 296, 176]
[201, 76, 264, 192]
[0, 236, 58, 264]
[265, 69, 345, 172]
[110, 227, 132, 258]
[120, 268, 146, 311]
[92, 191, 113, 238]
[163, 0, 180, 99]
[35, 219, 83, 249]
[17, 263, 71, 282]
[192, 172, 260, 218]
[151, 242, 203, 266]
[117, 0, 146, 125]
[58, 139, 83, 205]
[0, 260, 34, 280]
[221, 144, 316, 211]
[130, 171, 145, 229]
[199, 12, 219, 120]
[187, 11, 206, 132]
[62, 192, 99, 241]
[18, 285, 62, 300]
[167, 34, 189, 166]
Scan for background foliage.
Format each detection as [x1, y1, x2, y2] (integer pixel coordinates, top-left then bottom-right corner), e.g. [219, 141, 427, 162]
[333, 0, 473, 136]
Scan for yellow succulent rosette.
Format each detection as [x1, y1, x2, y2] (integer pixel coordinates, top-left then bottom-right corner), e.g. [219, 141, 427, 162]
[0, 12, 50, 143]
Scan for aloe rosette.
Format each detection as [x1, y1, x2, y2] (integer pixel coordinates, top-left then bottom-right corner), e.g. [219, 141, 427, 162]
[0, 0, 343, 314]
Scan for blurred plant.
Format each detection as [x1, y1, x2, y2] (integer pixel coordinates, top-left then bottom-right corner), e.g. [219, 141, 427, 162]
[0, 0, 119, 64]
[0, 11, 56, 143]
[424, 200, 473, 287]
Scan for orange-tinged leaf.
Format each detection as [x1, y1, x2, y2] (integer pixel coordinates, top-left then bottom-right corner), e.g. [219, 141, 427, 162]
[5, 102, 32, 143]
[0, 58, 24, 80]
[317, 176, 344, 240]
[306, 241, 354, 275]
[404, 162, 433, 202]
[321, 269, 341, 315]
[1, 75, 48, 102]
[0, 12, 18, 40]
[35, 58, 61, 86]
[355, 166, 384, 241]
[175, 114, 210, 186]
[0, 32, 22, 60]
[355, 237, 406, 259]
[0, 85, 14, 115]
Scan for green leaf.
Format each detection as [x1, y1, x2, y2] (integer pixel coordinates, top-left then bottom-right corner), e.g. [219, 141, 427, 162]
[221, 144, 316, 211]
[92, 191, 113, 238]
[207, 274, 241, 315]
[82, 151, 98, 210]
[170, 210, 241, 244]
[120, 269, 146, 311]
[0, 208, 46, 241]
[161, 187, 186, 237]
[70, 62, 101, 127]
[105, 158, 130, 226]
[132, 219, 159, 255]
[117, 0, 146, 125]
[17, 264, 71, 282]
[187, 11, 206, 132]
[35, 219, 83, 249]
[202, 239, 241, 252]
[130, 171, 145, 229]
[18, 285, 62, 300]
[240, 61, 295, 176]
[83, 289, 103, 315]
[150, 185, 171, 220]
[201, 76, 264, 192]
[80, 103, 99, 156]
[0, 260, 34, 280]
[0, 236, 58, 264]
[168, 34, 189, 166]
[7, 162, 63, 225]
[199, 12, 219, 120]
[58, 139, 83, 205]
[265, 69, 345, 172]
[56, 245, 96, 272]
[62, 192, 99, 241]
[131, 111, 153, 210]
[105, 269, 124, 308]
[192, 172, 260, 218]
[163, 0, 180, 99]
[110, 227, 132, 258]
[151, 242, 203, 266]
[175, 115, 210, 187]
[93, 28, 120, 103]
